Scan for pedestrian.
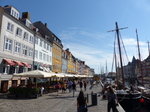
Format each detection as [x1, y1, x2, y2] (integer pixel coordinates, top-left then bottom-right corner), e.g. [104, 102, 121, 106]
[61, 82, 66, 93]
[40, 86, 44, 96]
[68, 80, 73, 92]
[56, 82, 61, 96]
[77, 90, 88, 112]
[83, 81, 87, 91]
[106, 86, 118, 112]
[79, 80, 83, 90]
[72, 81, 76, 97]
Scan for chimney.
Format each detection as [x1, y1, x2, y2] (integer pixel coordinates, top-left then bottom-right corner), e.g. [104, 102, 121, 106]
[22, 12, 30, 20]
[45, 23, 47, 27]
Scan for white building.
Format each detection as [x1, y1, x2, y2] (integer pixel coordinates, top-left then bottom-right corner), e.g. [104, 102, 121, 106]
[34, 33, 52, 72]
[0, 6, 34, 92]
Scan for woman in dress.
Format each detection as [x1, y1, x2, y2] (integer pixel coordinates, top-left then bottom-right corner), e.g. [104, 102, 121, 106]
[77, 90, 87, 112]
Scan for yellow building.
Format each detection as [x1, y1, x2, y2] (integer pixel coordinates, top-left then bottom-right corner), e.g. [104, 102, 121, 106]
[66, 48, 75, 74]
[52, 34, 63, 73]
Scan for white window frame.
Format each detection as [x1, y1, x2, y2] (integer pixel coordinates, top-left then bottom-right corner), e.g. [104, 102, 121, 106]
[47, 44, 49, 50]
[39, 52, 42, 60]
[47, 55, 49, 62]
[44, 41, 46, 49]
[23, 32, 28, 41]
[16, 27, 22, 37]
[5, 38, 12, 51]
[7, 22, 14, 32]
[15, 42, 21, 53]
[40, 39, 42, 47]
[35, 37, 38, 45]
[29, 35, 33, 43]
[29, 48, 33, 57]
[43, 53, 46, 61]
[23, 45, 28, 56]
[35, 50, 38, 59]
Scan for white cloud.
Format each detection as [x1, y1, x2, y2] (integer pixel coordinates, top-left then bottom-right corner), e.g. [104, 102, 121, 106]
[59, 28, 149, 74]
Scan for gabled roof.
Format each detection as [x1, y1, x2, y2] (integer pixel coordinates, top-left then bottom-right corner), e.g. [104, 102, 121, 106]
[33, 21, 53, 43]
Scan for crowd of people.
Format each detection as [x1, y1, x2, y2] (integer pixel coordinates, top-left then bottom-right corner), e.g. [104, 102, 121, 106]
[55, 80, 89, 96]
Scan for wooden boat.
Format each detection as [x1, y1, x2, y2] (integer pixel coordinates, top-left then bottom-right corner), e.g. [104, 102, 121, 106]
[109, 22, 142, 112]
[138, 86, 150, 110]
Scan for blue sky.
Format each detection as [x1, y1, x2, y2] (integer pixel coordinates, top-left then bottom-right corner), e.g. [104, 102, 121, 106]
[1, 0, 150, 74]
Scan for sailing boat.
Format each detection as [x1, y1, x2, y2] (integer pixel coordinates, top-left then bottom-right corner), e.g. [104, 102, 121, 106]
[135, 30, 150, 110]
[109, 22, 142, 112]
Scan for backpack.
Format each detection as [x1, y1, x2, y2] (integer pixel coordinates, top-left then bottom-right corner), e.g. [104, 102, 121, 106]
[109, 93, 116, 103]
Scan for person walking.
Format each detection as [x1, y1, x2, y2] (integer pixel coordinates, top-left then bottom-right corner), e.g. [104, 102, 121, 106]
[79, 80, 83, 90]
[61, 82, 66, 94]
[68, 80, 73, 93]
[56, 82, 61, 96]
[77, 91, 87, 112]
[106, 86, 118, 112]
[72, 81, 76, 97]
[83, 81, 87, 91]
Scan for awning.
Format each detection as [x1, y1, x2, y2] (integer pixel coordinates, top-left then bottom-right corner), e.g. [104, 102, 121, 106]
[22, 62, 31, 68]
[3, 59, 15, 66]
[13, 61, 24, 66]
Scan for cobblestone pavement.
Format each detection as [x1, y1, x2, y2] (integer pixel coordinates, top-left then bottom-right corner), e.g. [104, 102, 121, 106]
[0, 83, 125, 112]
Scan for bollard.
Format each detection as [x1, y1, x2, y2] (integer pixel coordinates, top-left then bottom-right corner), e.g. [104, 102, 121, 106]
[91, 92, 97, 106]
[86, 94, 89, 103]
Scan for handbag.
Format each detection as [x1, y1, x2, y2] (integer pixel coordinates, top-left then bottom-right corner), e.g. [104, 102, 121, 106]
[84, 105, 88, 112]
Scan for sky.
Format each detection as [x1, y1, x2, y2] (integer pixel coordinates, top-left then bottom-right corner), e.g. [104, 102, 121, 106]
[1, 0, 150, 74]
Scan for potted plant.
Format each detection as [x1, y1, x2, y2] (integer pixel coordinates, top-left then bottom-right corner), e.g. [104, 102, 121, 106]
[29, 87, 40, 98]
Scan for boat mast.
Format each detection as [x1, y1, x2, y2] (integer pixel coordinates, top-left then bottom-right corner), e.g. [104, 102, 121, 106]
[108, 22, 128, 89]
[114, 42, 119, 89]
[136, 29, 144, 86]
[147, 41, 150, 55]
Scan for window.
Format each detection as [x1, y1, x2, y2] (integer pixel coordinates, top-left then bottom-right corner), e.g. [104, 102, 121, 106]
[16, 13, 18, 19]
[5, 38, 12, 51]
[47, 55, 49, 62]
[47, 44, 49, 50]
[35, 50, 38, 59]
[23, 32, 28, 40]
[7, 22, 14, 32]
[14, 12, 16, 18]
[40, 39, 42, 47]
[35, 37, 38, 45]
[15, 42, 21, 53]
[16, 27, 22, 36]
[43, 53, 46, 61]
[50, 56, 52, 62]
[39, 52, 42, 60]
[44, 41, 46, 49]
[29, 48, 33, 57]
[50, 46, 52, 52]
[11, 10, 14, 16]
[29, 35, 33, 43]
[23, 45, 28, 56]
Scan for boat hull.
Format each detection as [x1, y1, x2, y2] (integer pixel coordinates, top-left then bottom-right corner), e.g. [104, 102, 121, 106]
[141, 94, 150, 110]
[116, 92, 141, 112]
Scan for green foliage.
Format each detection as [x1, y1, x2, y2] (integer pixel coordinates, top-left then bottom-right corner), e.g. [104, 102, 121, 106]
[8, 87, 39, 95]
[29, 87, 39, 95]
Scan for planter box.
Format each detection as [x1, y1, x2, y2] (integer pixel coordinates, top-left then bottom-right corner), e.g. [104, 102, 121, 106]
[29, 94, 39, 99]
[7, 94, 16, 99]
[16, 94, 28, 99]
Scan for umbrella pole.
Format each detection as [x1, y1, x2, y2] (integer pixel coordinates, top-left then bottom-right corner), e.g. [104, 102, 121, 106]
[36, 78, 37, 87]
